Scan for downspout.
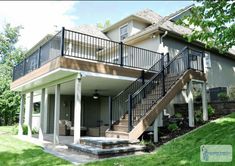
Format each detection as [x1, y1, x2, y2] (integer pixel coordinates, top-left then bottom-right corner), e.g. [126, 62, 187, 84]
[160, 31, 168, 44]
[159, 31, 168, 54]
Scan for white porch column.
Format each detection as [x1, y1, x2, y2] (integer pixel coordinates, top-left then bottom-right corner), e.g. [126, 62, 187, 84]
[39, 88, 45, 141]
[74, 75, 82, 144]
[53, 84, 60, 144]
[153, 117, 159, 143]
[202, 81, 208, 121]
[43, 89, 48, 134]
[27, 92, 33, 137]
[188, 81, 195, 127]
[18, 94, 25, 135]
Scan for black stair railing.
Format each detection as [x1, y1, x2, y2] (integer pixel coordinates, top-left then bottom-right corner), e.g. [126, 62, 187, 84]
[109, 52, 169, 129]
[128, 47, 204, 131]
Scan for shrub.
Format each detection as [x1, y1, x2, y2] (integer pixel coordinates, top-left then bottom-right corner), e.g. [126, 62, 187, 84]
[175, 112, 183, 118]
[208, 104, 215, 116]
[11, 124, 38, 135]
[195, 109, 203, 123]
[140, 139, 155, 152]
[12, 124, 28, 135]
[229, 86, 235, 101]
[167, 123, 179, 132]
[217, 92, 229, 101]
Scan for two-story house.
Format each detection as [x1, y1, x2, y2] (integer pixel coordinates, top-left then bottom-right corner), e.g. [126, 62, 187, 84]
[12, 5, 235, 148]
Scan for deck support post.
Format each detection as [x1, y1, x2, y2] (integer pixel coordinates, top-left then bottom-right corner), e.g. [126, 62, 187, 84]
[53, 84, 60, 144]
[27, 92, 33, 137]
[39, 88, 45, 141]
[153, 117, 159, 143]
[158, 111, 163, 127]
[74, 75, 82, 144]
[202, 81, 208, 121]
[18, 94, 25, 136]
[188, 81, 195, 127]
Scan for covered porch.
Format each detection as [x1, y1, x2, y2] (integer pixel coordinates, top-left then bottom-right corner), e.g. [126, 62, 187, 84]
[17, 68, 135, 144]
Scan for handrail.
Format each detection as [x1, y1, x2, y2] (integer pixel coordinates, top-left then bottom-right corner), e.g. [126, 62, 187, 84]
[112, 53, 164, 100]
[128, 46, 204, 131]
[132, 46, 188, 98]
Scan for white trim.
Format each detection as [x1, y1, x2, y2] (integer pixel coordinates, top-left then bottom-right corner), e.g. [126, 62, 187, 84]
[13, 67, 137, 92]
[57, 68, 137, 81]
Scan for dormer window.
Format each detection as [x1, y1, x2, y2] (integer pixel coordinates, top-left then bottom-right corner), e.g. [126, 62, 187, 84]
[120, 24, 128, 41]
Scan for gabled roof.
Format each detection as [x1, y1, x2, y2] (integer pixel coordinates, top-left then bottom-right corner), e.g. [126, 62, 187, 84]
[167, 4, 194, 21]
[134, 8, 163, 24]
[102, 9, 163, 33]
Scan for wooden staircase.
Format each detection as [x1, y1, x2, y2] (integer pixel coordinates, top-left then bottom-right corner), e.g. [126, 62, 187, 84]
[106, 47, 206, 140]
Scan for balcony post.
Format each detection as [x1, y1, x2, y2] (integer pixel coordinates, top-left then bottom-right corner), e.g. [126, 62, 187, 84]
[37, 47, 41, 68]
[60, 27, 65, 56]
[109, 96, 112, 130]
[23, 59, 26, 75]
[161, 53, 165, 96]
[201, 52, 205, 72]
[119, 42, 123, 66]
[187, 48, 191, 69]
[128, 94, 132, 132]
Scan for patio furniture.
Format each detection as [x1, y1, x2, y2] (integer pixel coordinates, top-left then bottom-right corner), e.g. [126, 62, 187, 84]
[59, 120, 72, 136]
[70, 126, 87, 136]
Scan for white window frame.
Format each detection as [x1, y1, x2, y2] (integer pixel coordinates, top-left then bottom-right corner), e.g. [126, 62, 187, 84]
[204, 51, 211, 68]
[119, 24, 129, 41]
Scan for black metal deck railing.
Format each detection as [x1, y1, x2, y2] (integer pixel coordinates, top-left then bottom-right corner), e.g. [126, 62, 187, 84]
[13, 27, 161, 81]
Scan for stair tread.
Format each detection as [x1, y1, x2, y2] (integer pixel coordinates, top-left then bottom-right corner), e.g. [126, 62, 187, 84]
[68, 143, 145, 155]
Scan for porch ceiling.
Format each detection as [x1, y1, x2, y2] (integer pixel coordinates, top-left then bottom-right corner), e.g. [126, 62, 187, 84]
[46, 75, 133, 96]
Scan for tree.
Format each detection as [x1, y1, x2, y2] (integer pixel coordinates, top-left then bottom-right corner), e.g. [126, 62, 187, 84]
[97, 20, 111, 29]
[0, 23, 26, 125]
[179, 0, 235, 53]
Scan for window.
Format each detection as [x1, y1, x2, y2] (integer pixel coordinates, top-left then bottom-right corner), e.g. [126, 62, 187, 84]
[33, 102, 40, 114]
[120, 24, 128, 41]
[204, 52, 211, 68]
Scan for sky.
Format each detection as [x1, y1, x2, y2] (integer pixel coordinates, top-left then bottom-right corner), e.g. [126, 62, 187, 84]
[0, 1, 193, 50]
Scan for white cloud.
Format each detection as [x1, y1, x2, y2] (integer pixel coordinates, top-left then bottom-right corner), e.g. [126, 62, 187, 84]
[0, 1, 79, 49]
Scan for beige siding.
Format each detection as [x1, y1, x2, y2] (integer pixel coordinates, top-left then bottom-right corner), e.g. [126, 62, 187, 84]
[130, 20, 148, 36]
[163, 36, 235, 88]
[207, 53, 235, 88]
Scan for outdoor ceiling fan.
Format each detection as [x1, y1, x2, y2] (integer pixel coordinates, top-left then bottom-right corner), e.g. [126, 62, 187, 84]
[93, 89, 100, 100]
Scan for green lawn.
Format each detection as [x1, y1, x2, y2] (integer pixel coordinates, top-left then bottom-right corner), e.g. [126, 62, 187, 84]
[0, 126, 72, 166]
[87, 113, 235, 166]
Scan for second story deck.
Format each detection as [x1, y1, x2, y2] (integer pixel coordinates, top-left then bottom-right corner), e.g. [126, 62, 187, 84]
[13, 27, 163, 83]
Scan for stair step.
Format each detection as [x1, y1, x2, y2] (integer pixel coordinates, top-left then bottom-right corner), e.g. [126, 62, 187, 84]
[106, 130, 129, 139]
[113, 124, 128, 132]
[80, 137, 130, 149]
[118, 119, 128, 125]
[67, 143, 145, 158]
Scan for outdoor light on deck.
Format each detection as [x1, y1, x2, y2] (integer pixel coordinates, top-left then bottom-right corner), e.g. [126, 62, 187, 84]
[93, 90, 99, 99]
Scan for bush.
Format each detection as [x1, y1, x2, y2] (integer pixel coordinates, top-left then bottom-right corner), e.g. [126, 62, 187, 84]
[167, 123, 179, 132]
[217, 92, 229, 101]
[140, 139, 155, 152]
[229, 86, 235, 100]
[208, 104, 215, 116]
[12, 124, 28, 135]
[195, 109, 203, 123]
[12, 124, 38, 135]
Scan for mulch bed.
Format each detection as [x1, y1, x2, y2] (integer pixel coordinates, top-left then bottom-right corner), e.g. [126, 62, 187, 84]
[141, 111, 233, 151]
